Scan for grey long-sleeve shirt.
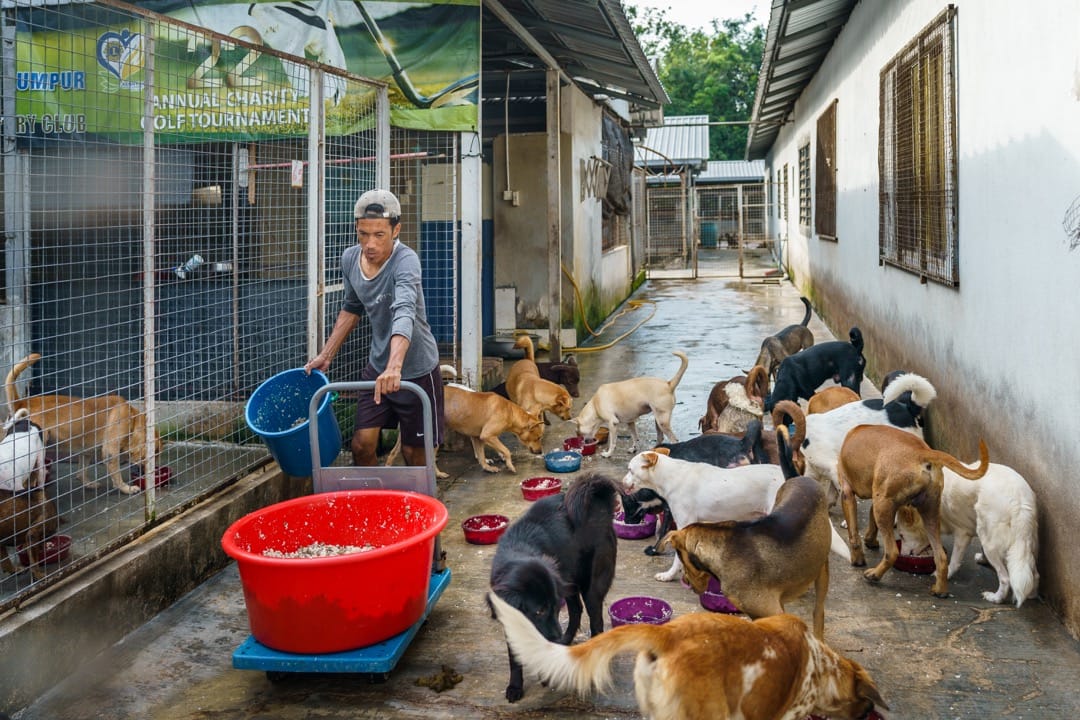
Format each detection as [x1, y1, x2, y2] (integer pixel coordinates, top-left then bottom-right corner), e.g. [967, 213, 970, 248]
[340, 241, 439, 379]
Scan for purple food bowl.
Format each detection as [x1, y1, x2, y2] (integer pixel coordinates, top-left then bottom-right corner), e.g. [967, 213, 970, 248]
[608, 596, 673, 627]
[612, 511, 657, 540]
[699, 576, 740, 614]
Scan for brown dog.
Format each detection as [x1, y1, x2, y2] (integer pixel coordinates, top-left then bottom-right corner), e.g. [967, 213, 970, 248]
[661, 428, 846, 639]
[488, 591, 887, 720]
[698, 365, 769, 433]
[0, 488, 60, 579]
[504, 337, 573, 422]
[752, 295, 815, 382]
[837, 423, 989, 596]
[7, 354, 162, 495]
[807, 385, 861, 414]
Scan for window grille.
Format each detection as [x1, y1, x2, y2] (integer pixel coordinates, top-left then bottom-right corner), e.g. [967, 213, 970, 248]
[879, 6, 958, 286]
[815, 101, 837, 240]
[782, 164, 789, 221]
[798, 143, 811, 228]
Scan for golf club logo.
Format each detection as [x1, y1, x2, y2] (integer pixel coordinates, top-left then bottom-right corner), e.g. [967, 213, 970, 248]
[97, 29, 144, 90]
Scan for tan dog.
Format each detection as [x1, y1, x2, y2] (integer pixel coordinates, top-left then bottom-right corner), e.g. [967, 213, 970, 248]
[7, 354, 162, 495]
[698, 365, 768, 433]
[0, 488, 60, 580]
[837, 423, 989, 596]
[575, 350, 688, 458]
[386, 384, 544, 475]
[807, 385, 861, 414]
[488, 591, 887, 720]
[504, 336, 573, 422]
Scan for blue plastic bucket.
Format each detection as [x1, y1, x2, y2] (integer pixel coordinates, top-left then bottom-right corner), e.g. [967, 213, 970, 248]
[700, 221, 719, 248]
[245, 369, 342, 477]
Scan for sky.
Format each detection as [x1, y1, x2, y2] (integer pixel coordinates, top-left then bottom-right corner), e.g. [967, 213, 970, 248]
[626, 0, 770, 31]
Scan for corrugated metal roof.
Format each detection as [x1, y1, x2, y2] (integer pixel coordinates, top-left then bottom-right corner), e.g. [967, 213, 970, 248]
[699, 160, 766, 183]
[635, 115, 710, 172]
[746, 0, 859, 159]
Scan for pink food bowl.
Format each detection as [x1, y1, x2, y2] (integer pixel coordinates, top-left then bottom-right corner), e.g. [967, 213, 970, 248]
[893, 539, 935, 574]
[17, 533, 72, 567]
[612, 511, 657, 540]
[609, 596, 673, 628]
[461, 514, 509, 545]
[562, 436, 599, 456]
[133, 465, 172, 490]
[700, 576, 740, 614]
[521, 476, 562, 501]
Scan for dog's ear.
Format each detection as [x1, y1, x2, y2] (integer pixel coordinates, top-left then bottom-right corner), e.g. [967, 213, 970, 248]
[652, 447, 671, 457]
[657, 529, 679, 553]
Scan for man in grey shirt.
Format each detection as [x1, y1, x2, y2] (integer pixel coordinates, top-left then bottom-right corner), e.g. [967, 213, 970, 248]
[305, 189, 444, 466]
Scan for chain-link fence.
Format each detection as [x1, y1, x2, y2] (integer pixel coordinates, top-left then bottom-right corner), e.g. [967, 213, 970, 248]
[0, 0, 389, 608]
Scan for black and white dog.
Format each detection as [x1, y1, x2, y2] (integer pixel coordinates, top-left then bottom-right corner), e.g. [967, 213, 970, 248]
[0, 408, 46, 493]
[764, 327, 866, 412]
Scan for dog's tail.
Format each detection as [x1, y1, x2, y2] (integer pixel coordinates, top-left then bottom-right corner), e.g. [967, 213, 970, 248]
[771, 400, 806, 450]
[513, 334, 536, 362]
[926, 439, 990, 480]
[564, 472, 619, 527]
[1005, 496, 1040, 608]
[848, 327, 864, 352]
[745, 365, 769, 405]
[488, 591, 670, 697]
[799, 296, 812, 327]
[667, 351, 689, 392]
[881, 372, 936, 409]
[5, 353, 41, 415]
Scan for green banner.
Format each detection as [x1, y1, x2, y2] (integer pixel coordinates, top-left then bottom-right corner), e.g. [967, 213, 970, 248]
[14, 0, 479, 142]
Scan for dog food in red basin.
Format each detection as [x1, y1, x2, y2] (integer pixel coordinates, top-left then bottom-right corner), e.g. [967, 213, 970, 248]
[462, 514, 509, 545]
[17, 533, 71, 567]
[562, 436, 599, 456]
[893, 539, 936, 574]
[612, 511, 657, 540]
[700, 576, 741, 614]
[221, 490, 448, 654]
[132, 465, 172, 490]
[609, 596, 673, 627]
[521, 476, 562, 501]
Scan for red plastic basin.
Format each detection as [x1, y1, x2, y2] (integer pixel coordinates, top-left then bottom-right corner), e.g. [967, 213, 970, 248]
[221, 490, 448, 654]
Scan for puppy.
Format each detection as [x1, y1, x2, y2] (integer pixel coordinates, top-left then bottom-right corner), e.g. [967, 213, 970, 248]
[574, 350, 688, 457]
[504, 336, 574, 421]
[620, 448, 785, 582]
[774, 372, 937, 499]
[6, 354, 162, 495]
[807, 385, 861, 415]
[894, 461, 1039, 606]
[488, 592, 888, 720]
[491, 354, 580, 399]
[837, 423, 989, 597]
[763, 327, 865, 412]
[0, 488, 60, 580]
[753, 295, 815, 382]
[661, 429, 849, 639]
[698, 365, 768, 433]
[0, 408, 47, 492]
[488, 472, 618, 703]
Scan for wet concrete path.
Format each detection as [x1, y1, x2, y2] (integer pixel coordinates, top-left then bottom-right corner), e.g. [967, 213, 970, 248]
[16, 278, 1080, 720]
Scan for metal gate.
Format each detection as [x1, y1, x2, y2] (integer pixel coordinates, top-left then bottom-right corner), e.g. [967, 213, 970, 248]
[643, 177, 695, 279]
[695, 182, 779, 279]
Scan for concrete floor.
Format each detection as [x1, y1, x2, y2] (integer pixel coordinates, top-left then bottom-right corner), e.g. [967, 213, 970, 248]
[16, 277, 1080, 720]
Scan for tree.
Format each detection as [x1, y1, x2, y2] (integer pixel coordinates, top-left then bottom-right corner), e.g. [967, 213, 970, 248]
[627, 7, 765, 161]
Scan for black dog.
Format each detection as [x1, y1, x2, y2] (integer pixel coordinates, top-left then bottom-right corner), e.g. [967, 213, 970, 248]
[764, 327, 866, 411]
[490, 356, 581, 398]
[622, 420, 773, 555]
[488, 472, 618, 702]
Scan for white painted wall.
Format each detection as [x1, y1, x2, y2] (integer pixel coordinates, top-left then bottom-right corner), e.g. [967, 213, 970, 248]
[762, 0, 1080, 632]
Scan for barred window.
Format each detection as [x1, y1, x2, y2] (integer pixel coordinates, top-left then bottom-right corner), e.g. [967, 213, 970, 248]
[815, 100, 837, 240]
[879, 6, 958, 286]
[798, 143, 811, 228]
[782, 164, 789, 221]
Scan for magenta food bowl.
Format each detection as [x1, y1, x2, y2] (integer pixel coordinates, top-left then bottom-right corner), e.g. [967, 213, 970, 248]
[700, 576, 740, 614]
[461, 514, 509, 545]
[563, 436, 599, 456]
[17, 533, 72, 567]
[894, 539, 936, 574]
[612, 511, 657, 540]
[608, 596, 673, 627]
[521, 476, 562, 501]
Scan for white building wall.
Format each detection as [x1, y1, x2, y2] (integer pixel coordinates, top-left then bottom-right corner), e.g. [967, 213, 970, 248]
[764, 0, 1080, 631]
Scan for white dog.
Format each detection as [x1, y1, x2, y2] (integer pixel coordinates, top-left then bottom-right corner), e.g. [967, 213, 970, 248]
[248, 0, 348, 105]
[776, 372, 937, 502]
[895, 462, 1039, 607]
[574, 351, 688, 458]
[0, 408, 47, 492]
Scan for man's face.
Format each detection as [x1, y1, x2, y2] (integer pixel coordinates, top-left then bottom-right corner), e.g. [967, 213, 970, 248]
[355, 217, 399, 267]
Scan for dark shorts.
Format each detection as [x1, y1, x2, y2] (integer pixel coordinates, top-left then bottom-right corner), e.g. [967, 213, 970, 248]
[355, 364, 445, 448]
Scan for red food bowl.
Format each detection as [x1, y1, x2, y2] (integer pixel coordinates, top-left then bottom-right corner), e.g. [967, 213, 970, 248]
[521, 476, 562, 501]
[462, 514, 509, 545]
[133, 465, 172, 490]
[609, 596, 673, 627]
[612, 511, 657, 540]
[221, 490, 448, 654]
[562, 436, 599, 456]
[893, 539, 936, 574]
[17, 533, 72, 567]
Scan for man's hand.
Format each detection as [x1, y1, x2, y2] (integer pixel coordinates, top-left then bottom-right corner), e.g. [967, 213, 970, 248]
[304, 354, 331, 375]
[374, 366, 402, 404]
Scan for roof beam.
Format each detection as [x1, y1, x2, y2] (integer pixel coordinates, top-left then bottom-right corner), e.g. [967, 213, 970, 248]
[483, 0, 573, 87]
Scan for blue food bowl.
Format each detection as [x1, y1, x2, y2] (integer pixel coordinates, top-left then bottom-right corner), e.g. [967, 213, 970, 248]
[544, 450, 582, 473]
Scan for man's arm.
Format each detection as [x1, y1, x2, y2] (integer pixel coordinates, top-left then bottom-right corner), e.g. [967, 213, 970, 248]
[374, 333, 410, 403]
[304, 309, 360, 374]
